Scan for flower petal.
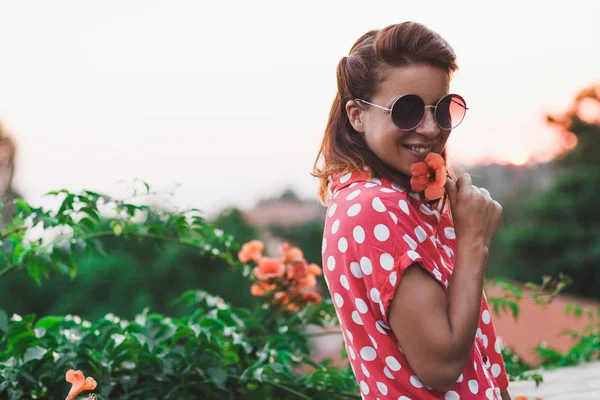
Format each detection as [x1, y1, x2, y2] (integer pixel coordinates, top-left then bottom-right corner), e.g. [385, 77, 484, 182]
[424, 184, 445, 201]
[425, 153, 445, 170]
[82, 377, 97, 391]
[410, 161, 429, 177]
[410, 175, 430, 192]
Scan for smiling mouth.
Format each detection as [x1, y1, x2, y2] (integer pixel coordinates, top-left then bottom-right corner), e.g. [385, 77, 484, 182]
[402, 144, 435, 154]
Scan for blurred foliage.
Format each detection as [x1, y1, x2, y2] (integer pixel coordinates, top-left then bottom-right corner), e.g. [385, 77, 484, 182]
[0, 185, 358, 399]
[0, 203, 259, 321]
[494, 84, 600, 299]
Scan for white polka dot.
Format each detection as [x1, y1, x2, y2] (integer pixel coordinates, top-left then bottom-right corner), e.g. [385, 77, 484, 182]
[346, 189, 361, 201]
[374, 224, 390, 241]
[375, 321, 387, 335]
[407, 250, 421, 261]
[360, 381, 369, 395]
[440, 256, 448, 269]
[420, 204, 435, 216]
[430, 235, 437, 246]
[349, 182, 359, 188]
[380, 187, 395, 193]
[345, 329, 353, 342]
[340, 275, 350, 290]
[485, 388, 493, 400]
[334, 293, 344, 308]
[410, 192, 421, 200]
[456, 373, 463, 382]
[369, 334, 378, 349]
[340, 172, 352, 183]
[445, 391, 460, 400]
[433, 268, 442, 281]
[322, 238, 327, 253]
[355, 298, 368, 314]
[327, 256, 336, 271]
[389, 271, 397, 286]
[364, 182, 377, 188]
[468, 380, 479, 394]
[350, 262, 362, 278]
[360, 346, 377, 361]
[494, 387, 502, 399]
[403, 234, 418, 250]
[328, 203, 337, 217]
[331, 219, 340, 234]
[385, 356, 401, 371]
[491, 363, 501, 378]
[347, 203, 361, 217]
[378, 320, 391, 330]
[444, 227, 456, 240]
[338, 237, 348, 253]
[443, 245, 454, 257]
[392, 183, 405, 192]
[410, 375, 424, 388]
[370, 288, 381, 303]
[379, 253, 394, 271]
[495, 340, 501, 353]
[370, 178, 382, 185]
[348, 345, 356, 360]
[414, 226, 427, 243]
[482, 334, 488, 348]
[476, 328, 483, 339]
[388, 211, 398, 224]
[353, 226, 366, 243]
[376, 382, 388, 395]
[398, 199, 410, 215]
[372, 197, 386, 212]
[482, 310, 491, 324]
[360, 257, 373, 275]
[383, 367, 395, 379]
[361, 363, 370, 377]
[379, 302, 385, 316]
[352, 311, 363, 325]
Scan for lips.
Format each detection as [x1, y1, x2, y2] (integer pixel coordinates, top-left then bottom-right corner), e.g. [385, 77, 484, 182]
[401, 143, 437, 160]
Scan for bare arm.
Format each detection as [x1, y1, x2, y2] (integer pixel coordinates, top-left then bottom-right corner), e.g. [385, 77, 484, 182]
[501, 389, 511, 400]
[388, 242, 488, 392]
[388, 174, 502, 392]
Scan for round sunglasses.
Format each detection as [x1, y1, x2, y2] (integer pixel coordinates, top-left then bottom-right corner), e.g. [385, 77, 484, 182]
[355, 93, 468, 131]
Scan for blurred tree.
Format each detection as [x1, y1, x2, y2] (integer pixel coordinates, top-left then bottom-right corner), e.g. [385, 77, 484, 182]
[0, 124, 22, 227]
[0, 207, 261, 320]
[494, 84, 600, 298]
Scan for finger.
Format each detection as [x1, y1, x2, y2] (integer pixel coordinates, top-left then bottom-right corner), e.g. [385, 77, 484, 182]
[457, 173, 472, 194]
[479, 187, 491, 199]
[444, 178, 457, 206]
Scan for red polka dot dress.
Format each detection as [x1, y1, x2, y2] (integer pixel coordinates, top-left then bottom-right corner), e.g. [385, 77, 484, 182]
[322, 170, 509, 399]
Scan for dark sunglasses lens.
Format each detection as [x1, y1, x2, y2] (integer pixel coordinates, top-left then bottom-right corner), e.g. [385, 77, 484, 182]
[436, 94, 467, 129]
[391, 95, 425, 130]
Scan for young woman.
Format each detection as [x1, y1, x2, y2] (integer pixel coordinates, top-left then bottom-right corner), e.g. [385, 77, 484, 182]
[313, 22, 511, 399]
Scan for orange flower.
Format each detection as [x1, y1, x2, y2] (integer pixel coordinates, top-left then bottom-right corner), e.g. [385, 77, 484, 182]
[302, 292, 322, 304]
[297, 274, 317, 289]
[238, 240, 264, 264]
[253, 257, 285, 281]
[250, 281, 276, 296]
[281, 242, 304, 264]
[65, 370, 97, 400]
[409, 152, 447, 201]
[308, 263, 322, 276]
[274, 291, 289, 304]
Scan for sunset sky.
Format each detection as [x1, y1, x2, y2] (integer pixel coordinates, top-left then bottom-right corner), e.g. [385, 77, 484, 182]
[0, 1, 598, 214]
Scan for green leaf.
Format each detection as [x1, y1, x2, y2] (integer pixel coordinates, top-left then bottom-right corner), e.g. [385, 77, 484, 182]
[207, 367, 228, 390]
[113, 224, 123, 236]
[0, 309, 8, 332]
[23, 345, 47, 363]
[15, 199, 32, 214]
[35, 316, 64, 330]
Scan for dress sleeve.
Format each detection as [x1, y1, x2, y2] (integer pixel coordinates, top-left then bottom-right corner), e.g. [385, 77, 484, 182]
[334, 190, 451, 326]
[479, 293, 510, 391]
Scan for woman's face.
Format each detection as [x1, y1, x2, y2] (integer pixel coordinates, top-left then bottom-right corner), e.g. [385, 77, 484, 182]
[347, 64, 452, 176]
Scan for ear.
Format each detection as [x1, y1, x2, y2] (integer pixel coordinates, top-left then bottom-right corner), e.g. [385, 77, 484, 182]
[345, 100, 365, 133]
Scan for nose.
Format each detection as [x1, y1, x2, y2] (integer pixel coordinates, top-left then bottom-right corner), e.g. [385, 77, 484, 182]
[414, 106, 440, 138]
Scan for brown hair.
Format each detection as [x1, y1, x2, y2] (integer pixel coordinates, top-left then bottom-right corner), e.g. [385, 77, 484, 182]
[312, 22, 459, 204]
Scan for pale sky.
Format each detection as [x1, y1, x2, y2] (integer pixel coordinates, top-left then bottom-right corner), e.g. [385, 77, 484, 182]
[0, 1, 598, 215]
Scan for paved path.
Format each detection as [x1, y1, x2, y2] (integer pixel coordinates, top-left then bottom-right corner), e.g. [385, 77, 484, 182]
[508, 361, 600, 399]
